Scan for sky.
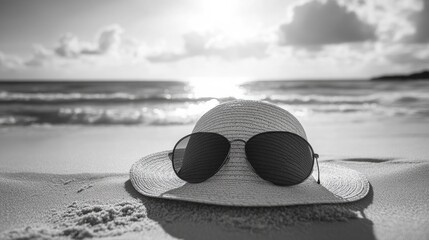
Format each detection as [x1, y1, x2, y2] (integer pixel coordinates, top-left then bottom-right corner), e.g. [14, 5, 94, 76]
[0, 0, 428, 80]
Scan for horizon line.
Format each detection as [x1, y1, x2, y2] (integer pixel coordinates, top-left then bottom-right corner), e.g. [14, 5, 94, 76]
[0, 78, 371, 83]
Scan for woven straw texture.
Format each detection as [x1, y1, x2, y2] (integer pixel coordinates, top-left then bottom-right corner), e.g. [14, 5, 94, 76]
[130, 100, 369, 206]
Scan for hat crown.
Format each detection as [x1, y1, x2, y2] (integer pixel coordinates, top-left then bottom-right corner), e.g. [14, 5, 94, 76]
[192, 100, 307, 141]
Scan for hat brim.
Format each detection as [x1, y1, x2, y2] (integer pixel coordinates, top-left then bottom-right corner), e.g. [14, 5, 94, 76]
[130, 150, 369, 206]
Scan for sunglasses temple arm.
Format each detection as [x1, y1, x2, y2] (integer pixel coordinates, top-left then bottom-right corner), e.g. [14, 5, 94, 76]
[314, 153, 320, 184]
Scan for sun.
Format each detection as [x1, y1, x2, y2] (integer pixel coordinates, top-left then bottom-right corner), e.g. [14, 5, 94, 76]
[187, 0, 255, 41]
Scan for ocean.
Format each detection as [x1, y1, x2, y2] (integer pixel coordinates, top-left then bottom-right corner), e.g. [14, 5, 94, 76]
[1, 80, 428, 127]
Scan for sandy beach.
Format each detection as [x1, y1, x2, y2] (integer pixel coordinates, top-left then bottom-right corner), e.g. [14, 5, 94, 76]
[1, 118, 428, 240]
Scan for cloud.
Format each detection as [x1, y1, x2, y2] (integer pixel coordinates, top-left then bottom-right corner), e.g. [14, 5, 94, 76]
[0, 24, 129, 71]
[385, 43, 429, 68]
[2, 4, 428, 79]
[279, 0, 376, 47]
[338, 0, 422, 42]
[54, 24, 124, 58]
[85, 25, 124, 55]
[54, 33, 85, 58]
[411, 0, 429, 43]
[147, 31, 269, 62]
[25, 45, 56, 67]
[0, 52, 22, 69]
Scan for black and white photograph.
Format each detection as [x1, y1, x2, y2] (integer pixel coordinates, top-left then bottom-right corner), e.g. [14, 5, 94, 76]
[1, 0, 429, 239]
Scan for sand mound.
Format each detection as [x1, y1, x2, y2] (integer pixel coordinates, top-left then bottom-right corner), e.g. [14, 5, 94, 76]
[2, 201, 153, 240]
[2, 197, 358, 240]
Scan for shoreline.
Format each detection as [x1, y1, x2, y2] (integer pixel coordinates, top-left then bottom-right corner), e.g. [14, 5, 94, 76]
[1, 118, 429, 174]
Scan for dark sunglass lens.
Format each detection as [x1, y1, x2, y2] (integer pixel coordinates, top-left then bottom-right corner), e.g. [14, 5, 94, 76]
[172, 133, 230, 183]
[245, 132, 314, 186]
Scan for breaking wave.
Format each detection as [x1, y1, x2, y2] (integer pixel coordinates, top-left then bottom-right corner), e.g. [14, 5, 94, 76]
[1, 91, 428, 106]
[0, 100, 220, 126]
[0, 80, 428, 127]
[1, 102, 428, 127]
[264, 92, 429, 105]
[0, 91, 237, 104]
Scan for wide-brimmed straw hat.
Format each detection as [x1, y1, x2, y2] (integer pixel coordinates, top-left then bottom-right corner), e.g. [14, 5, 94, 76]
[130, 100, 369, 206]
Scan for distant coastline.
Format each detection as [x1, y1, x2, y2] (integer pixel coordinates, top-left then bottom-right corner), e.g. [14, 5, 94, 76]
[372, 70, 429, 81]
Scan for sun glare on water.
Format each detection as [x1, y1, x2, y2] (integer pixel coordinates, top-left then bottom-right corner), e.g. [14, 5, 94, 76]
[188, 77, 248, 99]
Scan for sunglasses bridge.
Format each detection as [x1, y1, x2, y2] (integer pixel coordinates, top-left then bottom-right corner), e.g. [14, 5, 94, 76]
[229, 139, 247, 144]
[169, 138, 321, 184]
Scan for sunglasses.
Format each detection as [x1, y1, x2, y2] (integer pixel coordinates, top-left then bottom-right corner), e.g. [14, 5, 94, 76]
[169, 131, 320, 186]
